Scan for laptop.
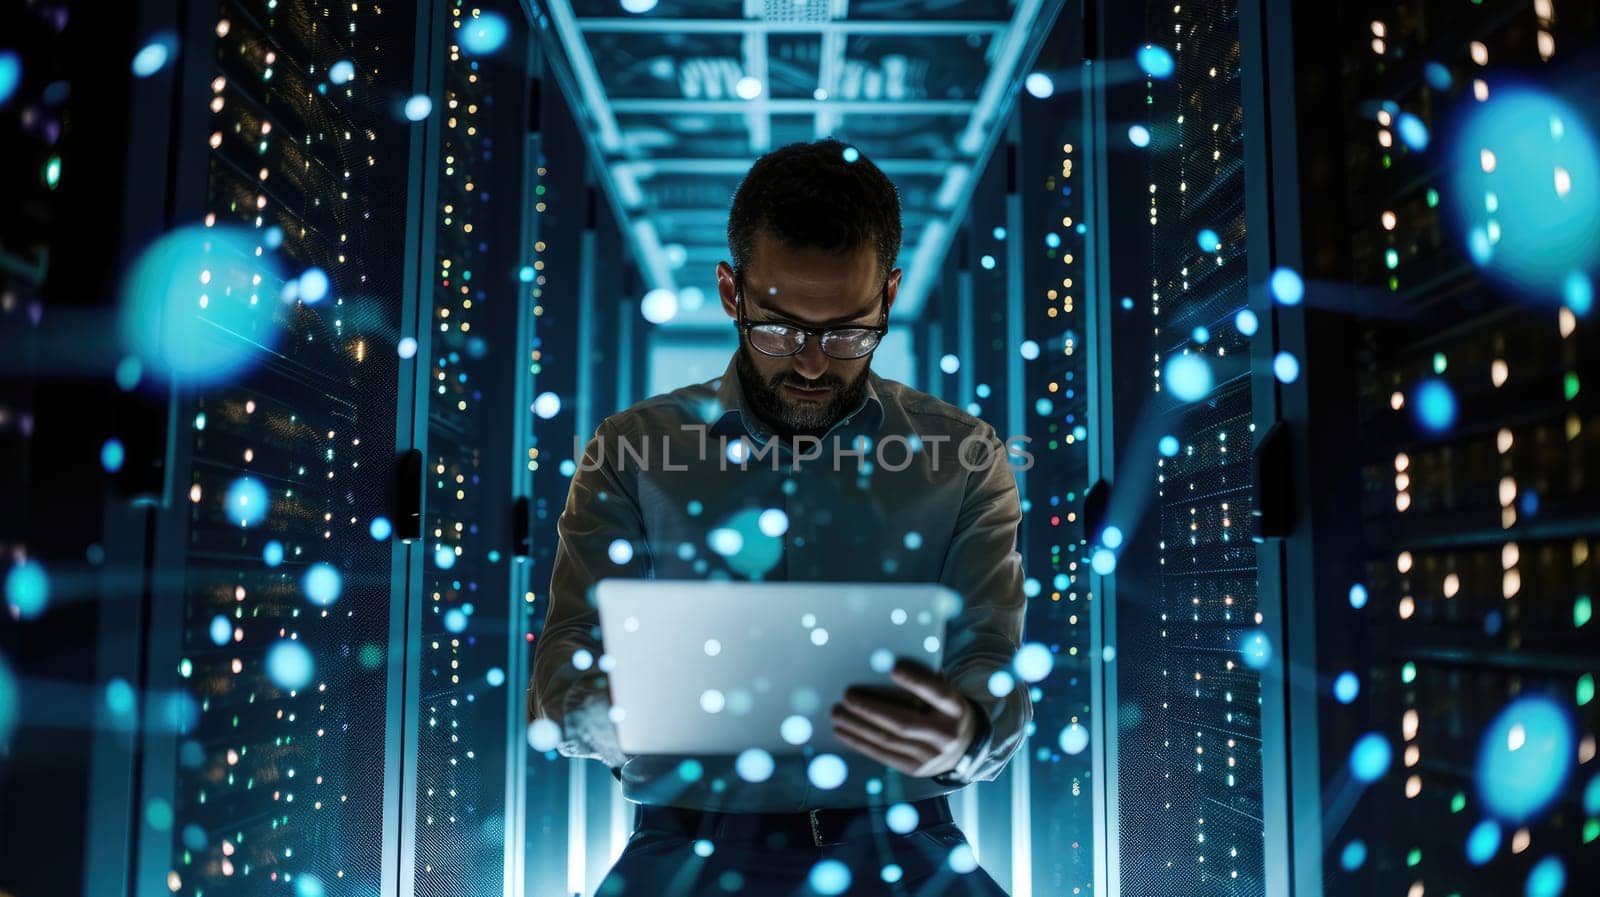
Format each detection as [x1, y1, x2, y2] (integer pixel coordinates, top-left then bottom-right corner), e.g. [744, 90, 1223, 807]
[594, 579, 958, 756]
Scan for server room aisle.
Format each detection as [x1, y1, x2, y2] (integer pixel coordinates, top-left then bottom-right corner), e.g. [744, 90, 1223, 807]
[2, 2, 1598, 897]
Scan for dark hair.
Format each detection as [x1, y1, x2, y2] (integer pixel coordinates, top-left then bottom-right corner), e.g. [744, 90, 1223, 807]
[727, 139, 902, 284]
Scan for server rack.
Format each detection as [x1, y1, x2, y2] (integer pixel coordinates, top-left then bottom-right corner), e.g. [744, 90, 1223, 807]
[1087, 1, 1267, 895]
[1249, 1, 1600, 896]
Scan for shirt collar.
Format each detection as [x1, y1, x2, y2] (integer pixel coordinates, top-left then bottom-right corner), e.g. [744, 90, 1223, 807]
[708, 353, 884, 442]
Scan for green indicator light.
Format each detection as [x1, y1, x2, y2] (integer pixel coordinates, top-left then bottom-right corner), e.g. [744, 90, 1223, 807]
[1585, 819, 1599, 844]
[1579, 673, 1595, 707]
[1433, 353, 1448, 374]
[1402, 661, 1417, 683]
[1577, 595, 1592, 628]
[1565, 372, 1580, 400]
[1382, 154, 1392, 169]
[1451, 792, 1466, 813]
[45, 155, 62, 189]
[1386, 249, 1399, 269]
[179, 658, 193, 678]
[1388, 275, 1399, 291]
[1426, 188, 1440, 208]
[1406, 848, 1421, 867]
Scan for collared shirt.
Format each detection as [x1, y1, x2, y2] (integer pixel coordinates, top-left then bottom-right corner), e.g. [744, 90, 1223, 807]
[529, 353, 1032, 812]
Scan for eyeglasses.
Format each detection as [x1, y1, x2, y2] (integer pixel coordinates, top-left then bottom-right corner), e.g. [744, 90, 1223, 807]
[735, 279, 889, 360]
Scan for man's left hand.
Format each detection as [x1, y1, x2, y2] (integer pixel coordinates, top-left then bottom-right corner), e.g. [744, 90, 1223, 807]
[829, 658, 978, 778]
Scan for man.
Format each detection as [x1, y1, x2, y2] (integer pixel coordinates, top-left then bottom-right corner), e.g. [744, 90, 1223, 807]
[530, 139, 1030, 896]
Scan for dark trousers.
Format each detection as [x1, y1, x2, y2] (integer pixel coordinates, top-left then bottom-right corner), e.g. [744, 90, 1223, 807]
[596, 807, 1010, 897]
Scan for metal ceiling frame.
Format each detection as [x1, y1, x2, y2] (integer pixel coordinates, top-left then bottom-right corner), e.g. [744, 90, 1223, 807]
[534, 0, 1066, 320]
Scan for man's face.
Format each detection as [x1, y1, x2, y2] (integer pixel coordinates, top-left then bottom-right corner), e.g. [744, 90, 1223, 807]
[718, 233, 900, 437]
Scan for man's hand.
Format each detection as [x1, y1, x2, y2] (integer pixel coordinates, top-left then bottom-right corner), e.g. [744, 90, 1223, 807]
[829, 658, 979, 778]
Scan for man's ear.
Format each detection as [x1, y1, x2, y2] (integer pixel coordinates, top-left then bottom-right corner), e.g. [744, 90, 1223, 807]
[884, 266, 904, 315]
[717, 262, 738, 319]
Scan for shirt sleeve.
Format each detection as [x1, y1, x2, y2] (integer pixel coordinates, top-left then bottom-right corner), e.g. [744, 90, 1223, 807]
[529, 417, 651, 770]
[933, 422, 1032, 784]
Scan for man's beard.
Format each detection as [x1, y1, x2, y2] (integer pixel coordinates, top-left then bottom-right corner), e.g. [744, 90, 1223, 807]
[734, 342, 871, 438]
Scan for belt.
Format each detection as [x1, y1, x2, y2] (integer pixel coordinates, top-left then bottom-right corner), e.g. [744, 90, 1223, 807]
[634, 794, 953, 849]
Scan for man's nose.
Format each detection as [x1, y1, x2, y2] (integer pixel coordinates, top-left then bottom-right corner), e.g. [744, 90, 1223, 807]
[791, 339, 830, 382]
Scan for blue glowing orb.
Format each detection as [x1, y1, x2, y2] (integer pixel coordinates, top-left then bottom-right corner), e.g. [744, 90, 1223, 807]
[1333, 671, 1360, 704]
[842, 146, 860, 163]
[736, 747, 774, 782]
[1024, 72, 1054, 99]
[101, 438, 125, 473]
[0, 51, 20, 108]
[1424, 62, 1452, 91]
[1236, 308, 1259, 336]
[131, 35, 175, 78]
[5, 560, 49, 620]
[1137, 44, 1175, 79]
[302, 563, 342, 606]
[486, 666, 506, 687]
[1035, 397, 1054, 416]
[1476, 694, 1575, 823]
[1020, 339, 1040, 360]
[225, 476, 269, 527]
[209, 614, 232, 646]
[1525, 856, 1565, 897]
[444, 608, 468, 634]
[1339, 839, 1367, 871]
[295, 874, 326, 897]
[988, 670, 1016, 696]
[1270, 267, 1305, 305]
[887, 802, 919, 834]
[1129, 125, 1151, 148]
[620, 0, 658, 13]
[0, 654, 18, 748]
[1091, 547, 1117, 575]
[1412, 378, 1458, 432]
[329, 60, 356, 85]
[1197, 228, 1221, 253]
[1349, 732, 1392, 782]
[435, 545, 457, 570]
[808, 859, 852, 896]
[1397, 113, 1430, 152]
[1164, 354, 1214, 402]
[533, 391, 561, 419]
[182, 823, 207, 852]
[1192, 325, 1210, 344]
[1448, 86, 1600, 297]
[640, 288, 677, 324]
[1059, 722, 1089, 755]
[1586, 773, 1600, 815]
[1102, 525, 1125, 549]
[992, 226, 1007, 241]
[1273, 351, 1301, 384]
[1465, 819, 1501, 866]
[459, 12, 510, 54]
[115, 356, 143, 390]
[1240, 629, 1272, 670]
[369, 516, 392, 541]
[403, 94, 433, 121]
[295, 267, 330, 303]
[266, 640, 315, 690]
[709, 509, 782, 578]
[262, 540, 284, 567]
[1158, 435, 1180, 457]
[881, 864, 903, 884]
[1014, 643, 1055, 682]
[1565, 270, 1593, 316]
[808, 753, 848, 790]
[1348, 583, 1368, 609]
[120, 226, 284, 386]
[980, 254, 997, 270]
